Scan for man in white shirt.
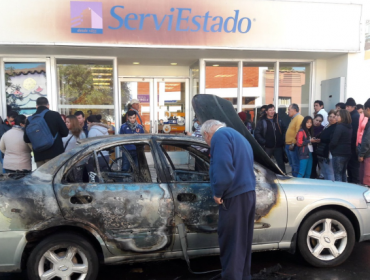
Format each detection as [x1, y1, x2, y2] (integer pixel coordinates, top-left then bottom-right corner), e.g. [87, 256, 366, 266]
[314, 100, 328, 127]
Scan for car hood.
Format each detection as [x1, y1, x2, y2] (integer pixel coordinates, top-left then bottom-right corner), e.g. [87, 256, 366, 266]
[192, 94, 284, 175]
[277, 176, 370, 208]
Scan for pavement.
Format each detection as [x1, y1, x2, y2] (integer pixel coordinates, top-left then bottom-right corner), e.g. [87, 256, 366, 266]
[2, 241, 370, 280]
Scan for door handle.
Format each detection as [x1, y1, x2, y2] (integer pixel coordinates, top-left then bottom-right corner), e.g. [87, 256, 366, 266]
[177, 193, 196, 202]
[71, 192, 93, 204]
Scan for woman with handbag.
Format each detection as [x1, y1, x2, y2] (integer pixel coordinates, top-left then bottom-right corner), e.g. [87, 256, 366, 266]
[316, 110, 337, 181]
[62, 115, 86, 152]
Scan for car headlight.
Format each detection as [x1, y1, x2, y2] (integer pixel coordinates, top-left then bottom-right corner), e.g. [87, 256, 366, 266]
[364, 189, 370, 203]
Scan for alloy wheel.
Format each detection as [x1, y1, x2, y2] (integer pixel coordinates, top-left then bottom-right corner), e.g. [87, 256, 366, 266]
[306, 218, 348, 261]
[38, 245, 89, 280]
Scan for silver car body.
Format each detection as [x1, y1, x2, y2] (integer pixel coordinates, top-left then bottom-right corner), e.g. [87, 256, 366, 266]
[1, 135, 370, 272]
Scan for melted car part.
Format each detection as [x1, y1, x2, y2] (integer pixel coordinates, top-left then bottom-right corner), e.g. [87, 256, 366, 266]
[192, 94, 284, 175]
[177, 223, 221, 275]
[0, 170, 31, 180]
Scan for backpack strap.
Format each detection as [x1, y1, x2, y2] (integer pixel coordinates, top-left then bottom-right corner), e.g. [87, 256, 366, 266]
[28, 109, 49, 123]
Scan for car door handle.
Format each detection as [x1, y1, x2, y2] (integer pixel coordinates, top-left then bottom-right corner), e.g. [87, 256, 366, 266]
[177, 193, 196, 202]
[71, 192, 93, 204]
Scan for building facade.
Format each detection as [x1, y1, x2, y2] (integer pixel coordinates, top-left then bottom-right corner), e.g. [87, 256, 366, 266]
[0, 0, 369, 133]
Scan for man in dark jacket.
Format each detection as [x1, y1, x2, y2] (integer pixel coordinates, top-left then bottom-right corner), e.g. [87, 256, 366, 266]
[254, 104, 286, 173]
[24, 97, 69, 168]
[201, 120, 256, 280]
[345, 97, 360, 183]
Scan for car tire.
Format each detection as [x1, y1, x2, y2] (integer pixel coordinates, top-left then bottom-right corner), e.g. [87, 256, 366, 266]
[27, 233, 99, 280]
[298, 210, 355, 267]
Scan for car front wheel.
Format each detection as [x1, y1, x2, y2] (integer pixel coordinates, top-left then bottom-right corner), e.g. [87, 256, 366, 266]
[27, 233, 99, 280]
[298, 210, 355, 267]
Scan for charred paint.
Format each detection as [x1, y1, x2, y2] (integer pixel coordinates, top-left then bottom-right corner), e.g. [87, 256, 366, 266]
[0, 133, 283, 266]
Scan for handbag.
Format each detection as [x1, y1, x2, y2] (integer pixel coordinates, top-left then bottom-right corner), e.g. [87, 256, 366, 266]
[316, 142, 329, 158]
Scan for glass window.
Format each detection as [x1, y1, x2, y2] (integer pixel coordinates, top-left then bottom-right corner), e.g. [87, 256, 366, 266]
[205, 62, 238, 106]
[278, 62, 311, 118]
[242, 62, 275, 124]
[64, 143, 156, 184]
[4, 62, 47, 116]
[161, 144, 210, 182]
[57, 59, 115, 125]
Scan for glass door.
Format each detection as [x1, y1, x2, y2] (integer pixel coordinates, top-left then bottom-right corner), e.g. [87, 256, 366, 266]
[120, 78, 154, 133]
[154, 79, 189, 134]
[120, 78, 189, 134]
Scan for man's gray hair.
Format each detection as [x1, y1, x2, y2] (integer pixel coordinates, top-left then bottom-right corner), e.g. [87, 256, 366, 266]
[200, 119, 226, 138]
[290, 103, 300, 112]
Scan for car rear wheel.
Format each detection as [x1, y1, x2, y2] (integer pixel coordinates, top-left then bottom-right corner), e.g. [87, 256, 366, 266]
[27, 233, 99, 280]
[298, 210, 355, 267]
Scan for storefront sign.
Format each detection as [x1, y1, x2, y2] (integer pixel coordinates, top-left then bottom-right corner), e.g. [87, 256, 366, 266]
[0, 0, 362, 52]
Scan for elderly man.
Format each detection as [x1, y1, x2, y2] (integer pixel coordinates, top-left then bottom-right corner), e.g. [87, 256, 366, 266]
[285, 103, 304, 177]
[201, 120, 256, 280]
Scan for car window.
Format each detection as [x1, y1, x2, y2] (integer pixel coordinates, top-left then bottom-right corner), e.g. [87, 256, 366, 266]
[63, 143, 158, 184]
[161, 144, 210, 182]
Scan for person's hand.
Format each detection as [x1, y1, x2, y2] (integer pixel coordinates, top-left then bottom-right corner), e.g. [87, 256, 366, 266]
[214, 196, 223, 205]
[315, 139, 321, 143]
[186, 132, 192, 136]
[359, 157, 364, 162]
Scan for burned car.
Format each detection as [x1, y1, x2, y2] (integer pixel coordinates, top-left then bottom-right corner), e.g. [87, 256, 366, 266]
[1, 95, 370, 280]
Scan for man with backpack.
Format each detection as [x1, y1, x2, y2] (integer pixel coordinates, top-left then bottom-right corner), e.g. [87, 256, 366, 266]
[254, 104, 286, 173]
[24, 97, 69, 168]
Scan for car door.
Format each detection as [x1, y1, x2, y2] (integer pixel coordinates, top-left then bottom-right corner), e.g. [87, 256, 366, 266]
[155, 138, 288, 251]
[53, 139, 174, 256]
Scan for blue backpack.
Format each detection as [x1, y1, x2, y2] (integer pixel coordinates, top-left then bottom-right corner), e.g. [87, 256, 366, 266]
[26, 109, 58, 152]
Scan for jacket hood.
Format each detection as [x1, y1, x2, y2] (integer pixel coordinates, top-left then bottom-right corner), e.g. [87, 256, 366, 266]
[339, 123, 352, 129]
[88, 122, 109, 132]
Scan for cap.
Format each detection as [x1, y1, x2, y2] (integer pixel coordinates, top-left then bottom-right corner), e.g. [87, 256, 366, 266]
[131, 99, 140, 104]
[345, 97, 356, 107]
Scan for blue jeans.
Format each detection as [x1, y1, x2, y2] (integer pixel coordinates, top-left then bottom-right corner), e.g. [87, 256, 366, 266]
[318, 157, 334, 181]
[298, 153, 313, 178]
[122, 150, 139, 172]
[285, 144, 300, 177]
[332, 156, 350, 182]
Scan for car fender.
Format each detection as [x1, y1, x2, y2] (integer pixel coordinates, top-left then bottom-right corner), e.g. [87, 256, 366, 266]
[26, 220, 114, 260]
[281, 198, 363, 245]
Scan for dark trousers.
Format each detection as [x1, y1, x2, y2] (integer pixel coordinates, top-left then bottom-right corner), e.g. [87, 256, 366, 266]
[218, 191, 256, 280]
[347, 151, 360, 183]
[333, 156, 350, 182]
[265, 147, 286, 173]
[310, 152, 318, 179]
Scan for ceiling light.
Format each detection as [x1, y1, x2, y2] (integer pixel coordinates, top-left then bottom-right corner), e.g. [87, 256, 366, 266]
[133, 62, 140, 65]
[213, 64, 219, 67]
[171, 63, 177, 66]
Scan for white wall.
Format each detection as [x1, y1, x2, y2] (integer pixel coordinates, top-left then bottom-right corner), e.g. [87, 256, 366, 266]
[118, 65, 190, 77]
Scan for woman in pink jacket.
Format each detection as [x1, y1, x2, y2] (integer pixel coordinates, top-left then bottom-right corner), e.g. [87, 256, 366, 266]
[357, 109, 368, 149]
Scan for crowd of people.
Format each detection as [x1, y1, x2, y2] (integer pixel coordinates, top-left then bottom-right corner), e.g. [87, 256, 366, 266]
[239, 97, 370, 185]
[0, 97, 146, 174]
